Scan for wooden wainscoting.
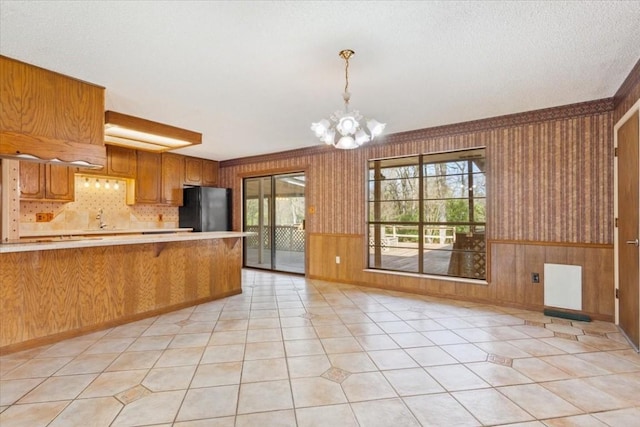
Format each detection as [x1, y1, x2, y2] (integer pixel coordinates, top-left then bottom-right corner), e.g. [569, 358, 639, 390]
[489, 240, 614, 320]
[0, 238, 242, 353]
[307, 234, 614, 321]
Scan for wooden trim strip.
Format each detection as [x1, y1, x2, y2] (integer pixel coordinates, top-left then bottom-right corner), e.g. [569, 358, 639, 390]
[0, 289, 242, 356]
[236, 165, 309, 179]
[614, 57, 640, 108]
[487, 239, 614, 249]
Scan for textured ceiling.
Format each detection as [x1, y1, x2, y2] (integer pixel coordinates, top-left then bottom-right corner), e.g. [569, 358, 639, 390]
[1, 1, 639, 161]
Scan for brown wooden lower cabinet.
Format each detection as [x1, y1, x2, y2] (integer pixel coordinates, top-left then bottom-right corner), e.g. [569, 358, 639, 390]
[0, 238, 242, 353]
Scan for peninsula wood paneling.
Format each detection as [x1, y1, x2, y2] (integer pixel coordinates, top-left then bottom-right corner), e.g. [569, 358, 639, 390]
[0, 252, 23, 345]
[0, 238, 243, 352]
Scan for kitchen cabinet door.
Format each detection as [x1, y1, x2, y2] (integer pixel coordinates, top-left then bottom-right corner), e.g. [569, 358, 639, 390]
[45, 164, 74, 201]
[20, 162, 74, 201]
[19, 162, 46, 200]
[162, 152, 184, 206]
[107, 145, 137, 178]
[135, 151, 162, 204]
[202, 159, 219, 186]
[184, 157, 203, 185]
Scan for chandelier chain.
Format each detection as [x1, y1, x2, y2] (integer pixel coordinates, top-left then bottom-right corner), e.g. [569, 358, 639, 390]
[344, 56, 350, 98]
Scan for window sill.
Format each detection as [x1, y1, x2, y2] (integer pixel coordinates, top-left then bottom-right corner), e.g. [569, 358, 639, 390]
[363, 268, 488, 286]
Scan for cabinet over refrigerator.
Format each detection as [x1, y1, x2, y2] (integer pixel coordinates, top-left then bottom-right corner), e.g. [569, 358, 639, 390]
[179, 187, 232, 232]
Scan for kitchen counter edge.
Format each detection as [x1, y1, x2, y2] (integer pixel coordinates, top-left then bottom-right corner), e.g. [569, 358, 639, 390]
[0, 231, 251, 253]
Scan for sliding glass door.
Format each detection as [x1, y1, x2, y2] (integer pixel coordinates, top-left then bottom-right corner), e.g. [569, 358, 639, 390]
[243, 172, 305, 274]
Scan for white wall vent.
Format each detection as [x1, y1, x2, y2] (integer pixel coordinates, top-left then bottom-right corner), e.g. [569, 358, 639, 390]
[543, 263, 582, 311]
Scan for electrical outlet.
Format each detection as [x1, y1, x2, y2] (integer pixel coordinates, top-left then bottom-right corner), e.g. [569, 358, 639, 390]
[36, 212, 53, 222]
[335, 256, 341, 264]
[531, 272, 540, 283]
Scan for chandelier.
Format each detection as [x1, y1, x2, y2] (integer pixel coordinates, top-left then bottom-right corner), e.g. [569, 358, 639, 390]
[311, 49, 385, 149]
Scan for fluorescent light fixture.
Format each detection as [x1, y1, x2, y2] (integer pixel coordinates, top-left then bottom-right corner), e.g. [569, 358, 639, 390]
[104, 111, 202, 152]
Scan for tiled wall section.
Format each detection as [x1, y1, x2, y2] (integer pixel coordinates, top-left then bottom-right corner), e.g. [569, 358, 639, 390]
[20, 175, 179, 233]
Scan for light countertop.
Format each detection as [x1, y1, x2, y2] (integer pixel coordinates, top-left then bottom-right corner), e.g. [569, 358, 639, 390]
[0, 231, 250, 254]
[20, 228, 193, 237]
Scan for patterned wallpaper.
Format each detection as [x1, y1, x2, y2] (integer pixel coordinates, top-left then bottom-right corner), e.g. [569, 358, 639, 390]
[20, 175, 179, 233]
[219, 102, 614, 245]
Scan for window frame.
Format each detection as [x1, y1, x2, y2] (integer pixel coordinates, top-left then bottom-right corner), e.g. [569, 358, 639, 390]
[367, 148, 487, 280]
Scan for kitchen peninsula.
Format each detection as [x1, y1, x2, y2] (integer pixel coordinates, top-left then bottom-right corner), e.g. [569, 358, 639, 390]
[0, 231, 246, 353]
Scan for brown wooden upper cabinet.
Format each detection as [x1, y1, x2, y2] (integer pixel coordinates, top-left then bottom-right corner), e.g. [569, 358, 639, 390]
[183, 156, 219, 186]
[135, 151, 162, 204]
[106, 145, 137, 178]
[202, 159, 219, 186]
[184, 157, 203, 185]
[76, 145, 137, 177]
[135, 151, 184, 206]
[0, 55, 106, 166]
[19, 162, 75, 202]
[161, 153, 184, 206]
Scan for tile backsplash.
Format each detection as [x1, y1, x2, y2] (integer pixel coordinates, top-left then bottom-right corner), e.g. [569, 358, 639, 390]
[20, 175, 179, 233]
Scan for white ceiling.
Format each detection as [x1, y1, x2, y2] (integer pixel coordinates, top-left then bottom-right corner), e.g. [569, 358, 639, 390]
[1, 1, 639, 161]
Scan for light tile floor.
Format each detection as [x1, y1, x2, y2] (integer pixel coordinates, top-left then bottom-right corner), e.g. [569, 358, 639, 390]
[1, 269, 640, 426]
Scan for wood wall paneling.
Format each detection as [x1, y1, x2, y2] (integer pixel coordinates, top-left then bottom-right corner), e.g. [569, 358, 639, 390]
[305, 234, 613, 320]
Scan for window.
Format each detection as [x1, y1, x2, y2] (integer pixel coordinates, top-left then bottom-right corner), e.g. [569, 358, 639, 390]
[367, 148, 486, 280]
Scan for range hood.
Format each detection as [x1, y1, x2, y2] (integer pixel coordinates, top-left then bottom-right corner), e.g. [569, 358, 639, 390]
[104, 111, 202, 152]
[0, 133, 106, 168]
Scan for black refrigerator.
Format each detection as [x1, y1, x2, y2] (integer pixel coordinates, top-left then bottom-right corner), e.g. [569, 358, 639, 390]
[179, 187, 232, 232]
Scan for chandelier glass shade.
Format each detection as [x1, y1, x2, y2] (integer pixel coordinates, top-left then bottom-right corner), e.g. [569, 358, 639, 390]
[311, 50, 385, 149]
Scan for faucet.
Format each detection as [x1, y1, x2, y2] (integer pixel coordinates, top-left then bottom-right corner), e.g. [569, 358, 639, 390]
[96, 209, 108, 229]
